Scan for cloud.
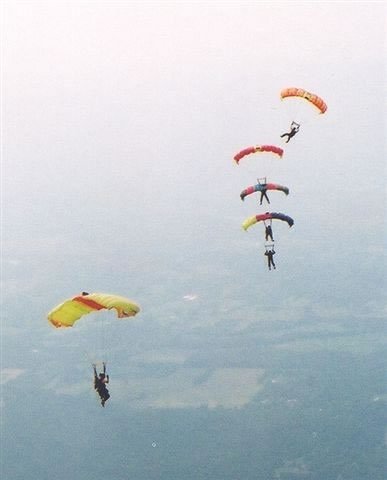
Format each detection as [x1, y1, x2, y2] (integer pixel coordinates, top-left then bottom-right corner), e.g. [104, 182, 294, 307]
[183, 294, 198, 301]
[53, 383, 89, 396]
[114, 367, 264, 409]
[131, 350, 188, 365]
[0, 368, 25, 385]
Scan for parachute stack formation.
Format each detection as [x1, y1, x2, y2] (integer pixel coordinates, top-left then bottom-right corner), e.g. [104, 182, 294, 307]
[234, 87, 327, 271]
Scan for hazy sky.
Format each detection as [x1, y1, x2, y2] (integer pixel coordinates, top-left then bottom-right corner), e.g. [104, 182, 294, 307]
[2, 0, 386, 412]
[3, 0, 385, 315]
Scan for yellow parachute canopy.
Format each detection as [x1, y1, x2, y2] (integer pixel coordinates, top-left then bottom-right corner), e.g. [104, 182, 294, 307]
[280, 87, 327, 114]
[47, 292, 141, 328]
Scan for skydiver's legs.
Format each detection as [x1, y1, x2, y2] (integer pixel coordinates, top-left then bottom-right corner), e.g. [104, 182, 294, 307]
[101, 390, 110, 407]
[100, 391, 109, 407]
[260, 191, 270, 205]
[288, 131, 296, 141]
[266, 256, 275, 271]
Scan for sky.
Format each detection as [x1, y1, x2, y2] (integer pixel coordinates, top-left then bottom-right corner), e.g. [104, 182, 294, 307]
[1, 1, 386, 479]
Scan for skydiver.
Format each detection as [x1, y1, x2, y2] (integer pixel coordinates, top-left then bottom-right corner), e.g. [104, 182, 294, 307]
[93, 362, 110, 407]
[264, 247, 276, 271]
[259, 186, 270, 205]
[264, 219, 274, 242]
[257, 178, 270, 205]
[280, 121, 300, 143]
[265, 224, 273, 241]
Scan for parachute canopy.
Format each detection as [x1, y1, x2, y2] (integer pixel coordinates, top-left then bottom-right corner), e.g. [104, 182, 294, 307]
[280, 88, 327, 114]
[242, 212, 294, 231]
[240, 183, 289, 201]
[47, 293, 141, 328]
[234, 145, 283, 164]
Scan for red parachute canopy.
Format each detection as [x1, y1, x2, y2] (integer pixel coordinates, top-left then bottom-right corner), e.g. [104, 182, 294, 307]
[234, 145, 283, 164]
[240, 183, 289, 201]
[280, 87, 327, 114]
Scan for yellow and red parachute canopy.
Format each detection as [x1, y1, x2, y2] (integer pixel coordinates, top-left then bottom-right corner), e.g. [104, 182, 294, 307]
[280, 88, 327, 114]
[242, 212, 294, 231]
[47, 292, 140, 328]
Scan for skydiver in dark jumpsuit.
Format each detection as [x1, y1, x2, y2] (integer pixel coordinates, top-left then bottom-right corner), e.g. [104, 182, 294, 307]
[281, 121, 300, 143]
[93, 362, 110, 407]
[264, 248, 276, 271]
[259, 185, 270, 205]
[264, 219, 274, 242]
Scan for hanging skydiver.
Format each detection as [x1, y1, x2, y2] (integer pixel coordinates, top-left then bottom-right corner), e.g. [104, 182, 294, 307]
[264, 244, 276, 271]
[264, 217, 274, 242]
[280, 121, 300, 143]
[93, 362, 110, 407]
[257, 177, 270, 205]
